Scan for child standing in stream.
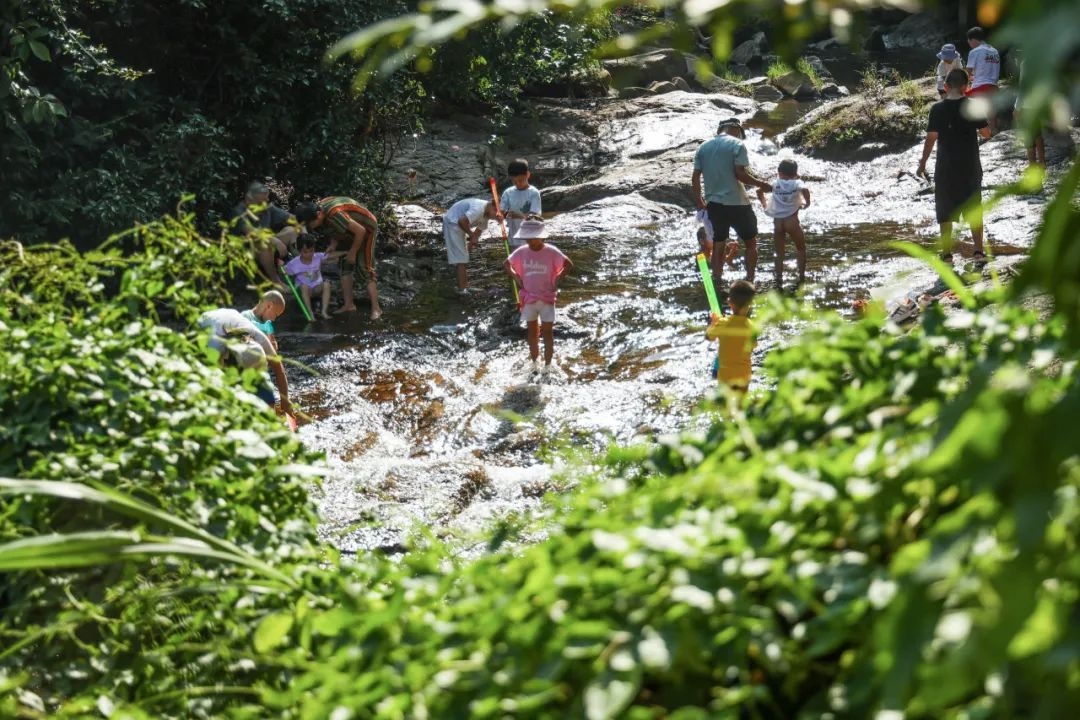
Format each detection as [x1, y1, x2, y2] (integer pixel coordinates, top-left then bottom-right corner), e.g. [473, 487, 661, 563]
[505, 219, 572, 377]
[500, 158, 542, 246]
[757, 159, 811, 291]
[706, 279, 756, 397]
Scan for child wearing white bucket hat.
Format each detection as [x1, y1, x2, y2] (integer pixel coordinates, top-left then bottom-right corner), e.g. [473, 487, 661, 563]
[504, 218, 573, 376]
[935, 44, 964, 98]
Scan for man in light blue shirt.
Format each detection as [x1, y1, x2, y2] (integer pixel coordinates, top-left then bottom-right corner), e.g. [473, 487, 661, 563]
[691, 118, 772, 286]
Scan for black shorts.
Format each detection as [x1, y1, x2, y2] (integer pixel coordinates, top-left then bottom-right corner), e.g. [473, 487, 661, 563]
[706, 203, 758, 242]
[934, 176, 982, 224]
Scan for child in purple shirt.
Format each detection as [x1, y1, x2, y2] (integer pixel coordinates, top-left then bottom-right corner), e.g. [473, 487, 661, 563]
[504, 219, 572, 376]
[283, 234, 342, 320]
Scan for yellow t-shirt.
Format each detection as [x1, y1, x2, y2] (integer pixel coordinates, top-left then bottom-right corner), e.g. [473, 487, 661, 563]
[706, 315, 755, 387]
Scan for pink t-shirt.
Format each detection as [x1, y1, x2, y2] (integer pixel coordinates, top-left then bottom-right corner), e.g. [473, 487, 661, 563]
[507, 243, 569, 305]
[283, 252, 326, 288]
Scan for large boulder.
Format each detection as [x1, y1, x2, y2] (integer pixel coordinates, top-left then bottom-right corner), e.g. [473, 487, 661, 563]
[753, 84, 785, 102]
[602, 49, 687, 90]
[648, 80, 679, 95]
[883, 12, 950, 50]
[730, 31, 769, 66]
[773, 70, 819, 99]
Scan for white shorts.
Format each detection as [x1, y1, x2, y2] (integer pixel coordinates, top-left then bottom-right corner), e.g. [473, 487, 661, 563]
[521, 301, 555, 323]
[444, 221, 469, 265]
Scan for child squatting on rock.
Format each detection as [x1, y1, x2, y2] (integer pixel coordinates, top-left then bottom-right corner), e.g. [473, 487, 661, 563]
[504, 218, 573, 377]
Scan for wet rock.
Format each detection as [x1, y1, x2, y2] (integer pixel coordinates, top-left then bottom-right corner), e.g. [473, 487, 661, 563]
[671, 76, 693, 93]
[809, 37, 840, 51]
[525, 65, 613, 98]
[602, 49, 687, 90]
[620, 86, 652, 99]
[866, 26, 888, 53]
[774, 70, 819, 99]
[740, 76, 770, 88]
[781, 77, 935, 159]
[544, 194, 685, 236]
[696, 74, 750, 97]
[730, 31, 769, 66]
[802, 56, 833, 82]
[392, 204, 443, 244]
[753, 84, 785, 102]
[648, 80, 679, 95]
[820, 83, 849, 98]
[883, 11, 950, 50]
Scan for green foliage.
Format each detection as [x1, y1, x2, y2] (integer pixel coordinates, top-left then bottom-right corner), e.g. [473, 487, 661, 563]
[766, 58, 793, 82]
[0, 0, 424, 246]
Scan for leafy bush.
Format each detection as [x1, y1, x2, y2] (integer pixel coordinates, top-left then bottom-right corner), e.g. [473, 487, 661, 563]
[3, 162, 1080, 716]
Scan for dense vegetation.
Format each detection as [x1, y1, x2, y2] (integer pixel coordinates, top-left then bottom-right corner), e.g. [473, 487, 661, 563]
[3, 169, 1079, 719]
[0, 0, 612, 246]
[4, 0, 1080, 717]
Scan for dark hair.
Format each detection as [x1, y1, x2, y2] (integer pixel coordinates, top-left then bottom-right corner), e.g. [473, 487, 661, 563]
[246, 181, 269, 197]
[778, 159, 798, 176]
[729, 280, 756, 310]
[967, 26, 985, 41]
[945, 68, 969, 90]
[697, 226, 708, 239]
[297, 233, 316, 250]
[508, 158, 530, 177]
[293, 202, 319, 223]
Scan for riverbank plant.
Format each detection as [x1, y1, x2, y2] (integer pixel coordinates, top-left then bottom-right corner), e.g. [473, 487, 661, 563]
[3, 160, 1080, 717]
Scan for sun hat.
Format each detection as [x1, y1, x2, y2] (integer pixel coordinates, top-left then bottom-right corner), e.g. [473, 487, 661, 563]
[937, 43, 959, 61]
[513, 219, 549, 240]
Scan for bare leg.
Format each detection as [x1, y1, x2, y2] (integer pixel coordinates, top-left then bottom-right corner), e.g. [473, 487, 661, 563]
[338, 233, 364, 313]
[970, 215, 985, 256]
[367, 279, 382, 320]
[456, 264, 468, 290]
[724, 241, 739, 268]
[773, 219, 787, 288]
[300, 284, 315, 320]
[527, 320, 540, 360]
[790, 218, 807, 286]
[1035, 135, 1046, 166]
[256, 245, 286, 288]
[745, 237, 758, 284]
[541, 321, 555, 365]
[710, 238, 726, 289]
[700, 239, 714, 266]
[320, 282, 331, 319]
[939, 221, 955, 256]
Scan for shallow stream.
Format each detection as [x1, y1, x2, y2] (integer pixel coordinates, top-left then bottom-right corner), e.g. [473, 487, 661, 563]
[275, 80, 1047, 554]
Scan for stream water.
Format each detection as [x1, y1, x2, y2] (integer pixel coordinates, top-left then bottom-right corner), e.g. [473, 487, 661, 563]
[274, 75, 1046, 555]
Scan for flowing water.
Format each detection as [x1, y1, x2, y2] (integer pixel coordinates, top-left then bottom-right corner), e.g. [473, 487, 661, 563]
[276, 87, 1044, 555]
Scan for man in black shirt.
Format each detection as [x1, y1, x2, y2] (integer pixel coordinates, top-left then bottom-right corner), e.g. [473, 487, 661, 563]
[917, 68, 988, 267]
[229, 181, 299, 288]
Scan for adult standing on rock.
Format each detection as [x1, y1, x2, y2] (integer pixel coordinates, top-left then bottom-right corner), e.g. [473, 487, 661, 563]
[295, 198, 383, 319]
[691, 118, 772, 287]
[917, 68, 988, 268]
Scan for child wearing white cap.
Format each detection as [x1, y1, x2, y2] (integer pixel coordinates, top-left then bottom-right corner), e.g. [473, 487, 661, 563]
[504, 218, 573, 376]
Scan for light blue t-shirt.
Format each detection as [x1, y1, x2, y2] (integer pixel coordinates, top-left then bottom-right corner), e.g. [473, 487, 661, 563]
[500, 185, 542, 244]
[693, 135, 751, 206]
[241, 309, 274, 337]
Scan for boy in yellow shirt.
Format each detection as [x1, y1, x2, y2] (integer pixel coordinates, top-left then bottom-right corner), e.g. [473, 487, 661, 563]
[706, 280, 756, 394]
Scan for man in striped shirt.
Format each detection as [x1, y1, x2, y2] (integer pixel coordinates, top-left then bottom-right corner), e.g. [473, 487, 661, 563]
[296, 198, 383, 319]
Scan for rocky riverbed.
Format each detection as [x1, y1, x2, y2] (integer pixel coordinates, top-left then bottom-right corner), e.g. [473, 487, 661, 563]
[273, 63, 1077, 555]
